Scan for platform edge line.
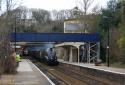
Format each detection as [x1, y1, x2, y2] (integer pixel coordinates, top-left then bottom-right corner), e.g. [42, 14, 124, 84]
[27, 59, 55, 85]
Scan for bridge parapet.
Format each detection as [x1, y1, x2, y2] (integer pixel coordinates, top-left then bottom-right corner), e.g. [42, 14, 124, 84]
[10, 33, 100, 42]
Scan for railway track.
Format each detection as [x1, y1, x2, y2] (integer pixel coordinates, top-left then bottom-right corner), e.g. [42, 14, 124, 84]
[35, 62, 68, 85]
[29, 57, 111, 85]
[29, 57, 88, 85]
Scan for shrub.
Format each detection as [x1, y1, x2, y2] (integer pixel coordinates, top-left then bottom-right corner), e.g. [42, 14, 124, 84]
[4, 55, 17, 74]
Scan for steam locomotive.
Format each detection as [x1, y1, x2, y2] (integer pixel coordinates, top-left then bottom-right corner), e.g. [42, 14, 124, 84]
[24, 43, 59, 65]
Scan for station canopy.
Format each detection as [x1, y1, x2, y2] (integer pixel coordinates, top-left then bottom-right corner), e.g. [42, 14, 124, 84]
[11, 33, 100, 42]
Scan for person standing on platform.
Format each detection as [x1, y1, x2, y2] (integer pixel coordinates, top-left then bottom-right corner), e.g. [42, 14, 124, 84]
[16, 53, 21, 67]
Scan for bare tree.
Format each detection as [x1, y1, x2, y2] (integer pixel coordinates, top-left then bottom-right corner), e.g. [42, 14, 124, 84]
[75, 0, 95, 33]
[31, 8, 51, 24]
[0, 0, 2, 10]
[51, 10, 68, 32]
[51, 10, 67, 21]
[0, 0, 22, 74]
[76, 0, 94, 15]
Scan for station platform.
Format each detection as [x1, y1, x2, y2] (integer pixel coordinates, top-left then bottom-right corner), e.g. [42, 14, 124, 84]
[58, 60, 125, 85]
[59, 60, 125, 75]
[0, 59, 55, 85]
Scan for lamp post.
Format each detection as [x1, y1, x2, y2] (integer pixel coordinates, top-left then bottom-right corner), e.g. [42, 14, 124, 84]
[102, 16, 111, 67]
[14, 15, 17, 52]
[107, 24, 110, 67]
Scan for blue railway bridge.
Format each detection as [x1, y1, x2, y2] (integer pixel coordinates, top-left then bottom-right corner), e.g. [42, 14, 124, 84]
[11, 33, 100, 63]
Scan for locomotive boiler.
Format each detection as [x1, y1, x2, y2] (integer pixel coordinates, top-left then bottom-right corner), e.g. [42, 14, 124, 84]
[24, 43, 59, 65]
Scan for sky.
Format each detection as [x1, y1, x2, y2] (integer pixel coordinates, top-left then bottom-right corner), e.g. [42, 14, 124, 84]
[22, 0, 109, 11]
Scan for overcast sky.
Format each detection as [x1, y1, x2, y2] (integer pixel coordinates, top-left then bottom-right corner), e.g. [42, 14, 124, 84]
[1, 0, 109, 13]
[22, 0, 109, 11]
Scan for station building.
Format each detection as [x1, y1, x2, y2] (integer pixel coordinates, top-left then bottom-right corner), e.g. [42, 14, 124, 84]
[55, 18, 100, 63]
